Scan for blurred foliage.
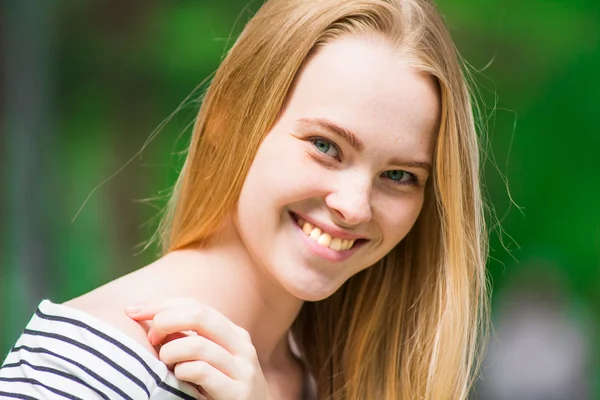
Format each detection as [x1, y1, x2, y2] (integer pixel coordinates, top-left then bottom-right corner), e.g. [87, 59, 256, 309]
[1, 0, 599, 394]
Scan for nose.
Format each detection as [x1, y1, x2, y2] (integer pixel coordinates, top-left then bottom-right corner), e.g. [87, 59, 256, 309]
[325, 176, 373, 226]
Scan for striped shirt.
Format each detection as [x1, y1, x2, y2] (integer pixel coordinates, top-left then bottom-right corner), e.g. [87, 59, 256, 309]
[0, 300, 200, 399]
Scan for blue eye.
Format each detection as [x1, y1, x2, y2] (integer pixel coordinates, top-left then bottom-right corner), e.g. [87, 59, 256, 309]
[382, 170, 416, 185]
[312, 138, 340, 159]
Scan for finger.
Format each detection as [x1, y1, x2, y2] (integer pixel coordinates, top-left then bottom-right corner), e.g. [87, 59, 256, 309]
[152, 331, 190, 348]
[174, 361, 241, 400]
[150, 305, 253, 356]
[125, 297, 199, 320]
[158, 335, 238, 378]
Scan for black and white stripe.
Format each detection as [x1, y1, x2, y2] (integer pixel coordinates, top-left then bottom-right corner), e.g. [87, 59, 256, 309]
[1, 300, 199, 399]
[9, 345, 131, 399]
[2, 359, 109, 399]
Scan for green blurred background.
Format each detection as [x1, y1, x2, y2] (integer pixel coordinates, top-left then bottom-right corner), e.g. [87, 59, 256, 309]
[1, 0, 599, 398]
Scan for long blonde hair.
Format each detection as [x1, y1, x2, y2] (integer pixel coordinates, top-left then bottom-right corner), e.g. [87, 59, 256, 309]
[158, 0, 488, 398]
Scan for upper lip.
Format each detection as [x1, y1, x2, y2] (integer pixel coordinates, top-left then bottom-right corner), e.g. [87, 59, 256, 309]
[291, 211, 368, 241]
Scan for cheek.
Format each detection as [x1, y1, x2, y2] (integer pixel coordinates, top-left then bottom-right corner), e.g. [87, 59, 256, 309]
[248, 144, 326, 205]
[377, 193, 425, 245]
[235, 136, 319, 237]
[234, 146, 281, 244]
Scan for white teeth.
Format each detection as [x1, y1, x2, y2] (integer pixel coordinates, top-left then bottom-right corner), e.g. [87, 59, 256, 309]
[299, 220, 356, 251]
[317, 233, 332, 246]
[330, 238, 342, 251]
[309, 227, 322, 240]
[302, 221, 313, 235]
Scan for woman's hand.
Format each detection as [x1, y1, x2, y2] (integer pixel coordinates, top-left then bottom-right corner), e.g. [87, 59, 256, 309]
[125, 297, 271, 400]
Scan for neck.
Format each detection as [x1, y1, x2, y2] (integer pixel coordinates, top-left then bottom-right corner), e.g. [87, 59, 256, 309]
[152, 218, 304, 369]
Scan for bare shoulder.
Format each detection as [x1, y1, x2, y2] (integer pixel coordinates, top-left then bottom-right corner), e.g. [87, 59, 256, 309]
[63, 265, 161, 358]
[61, 250, 210, 359]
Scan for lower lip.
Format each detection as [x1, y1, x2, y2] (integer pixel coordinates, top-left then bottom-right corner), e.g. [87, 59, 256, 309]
[288, 212, 364, 262]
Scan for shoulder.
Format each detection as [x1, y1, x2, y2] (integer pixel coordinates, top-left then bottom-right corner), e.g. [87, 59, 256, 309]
[64, 275, 158, 358]
[63, 251, 202, 357]
[1, 297, 198, 399]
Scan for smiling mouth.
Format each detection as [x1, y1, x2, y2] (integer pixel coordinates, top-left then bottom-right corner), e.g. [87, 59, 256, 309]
[290, 212, 365, 251]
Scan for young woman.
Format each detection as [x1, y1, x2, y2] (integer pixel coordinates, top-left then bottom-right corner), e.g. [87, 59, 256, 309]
[1, 0, 488, 399]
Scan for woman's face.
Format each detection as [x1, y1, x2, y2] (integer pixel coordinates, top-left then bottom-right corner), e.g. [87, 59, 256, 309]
[234, 35, 440, 301]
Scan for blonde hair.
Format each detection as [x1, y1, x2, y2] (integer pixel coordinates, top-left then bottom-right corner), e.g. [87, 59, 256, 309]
[158, 0, 488, 398]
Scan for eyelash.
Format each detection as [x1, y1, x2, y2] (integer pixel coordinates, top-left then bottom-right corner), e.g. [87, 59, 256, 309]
[307, 136, 419, 187]
[309, 136, 342, 160]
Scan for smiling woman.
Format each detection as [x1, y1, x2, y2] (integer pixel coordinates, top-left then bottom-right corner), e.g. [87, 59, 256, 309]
[1, 0, 488, 399]
[235, 35, 440, 303]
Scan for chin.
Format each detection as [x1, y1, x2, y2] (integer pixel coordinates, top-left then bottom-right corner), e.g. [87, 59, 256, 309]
[277, 267, 346, 302]
[288, 287, 338, 302]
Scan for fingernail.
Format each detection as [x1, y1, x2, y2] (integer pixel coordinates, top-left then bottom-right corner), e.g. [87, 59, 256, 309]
[125, 304, 141, 314]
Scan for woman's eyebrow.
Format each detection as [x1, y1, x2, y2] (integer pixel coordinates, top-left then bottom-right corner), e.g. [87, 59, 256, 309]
[295, 117, 431, 172]
[388, 158, 432, 173]
[296, 117, 365, 151]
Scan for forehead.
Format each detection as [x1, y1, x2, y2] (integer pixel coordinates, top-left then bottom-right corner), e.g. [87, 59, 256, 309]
[281, 35, 440, 160]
